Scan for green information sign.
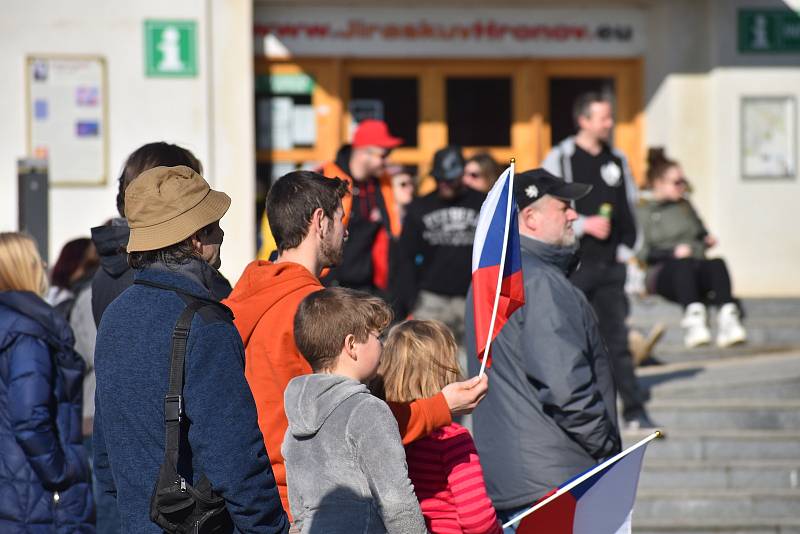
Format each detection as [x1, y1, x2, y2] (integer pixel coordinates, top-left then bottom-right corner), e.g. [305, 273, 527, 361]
[739, 9, 800, 53]
[144, 20, 198, 77]
[255, 74, 315, 95]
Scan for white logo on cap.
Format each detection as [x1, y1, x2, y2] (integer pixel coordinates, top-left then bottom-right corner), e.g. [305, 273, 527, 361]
[525, 185, 539, 199]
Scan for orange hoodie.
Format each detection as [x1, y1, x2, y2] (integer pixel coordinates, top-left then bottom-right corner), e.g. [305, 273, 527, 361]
[223, 260, 452, 517]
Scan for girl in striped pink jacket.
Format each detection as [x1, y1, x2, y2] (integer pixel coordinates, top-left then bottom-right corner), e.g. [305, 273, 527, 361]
[377, 320, 502, 534]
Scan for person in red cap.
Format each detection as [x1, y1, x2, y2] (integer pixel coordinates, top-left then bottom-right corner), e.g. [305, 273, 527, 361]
[318, 119, 403, 298]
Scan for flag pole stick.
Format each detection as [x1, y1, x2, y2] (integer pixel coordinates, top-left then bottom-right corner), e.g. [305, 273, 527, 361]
[502, 430, 662, 528]
[479, 159, 516, 377]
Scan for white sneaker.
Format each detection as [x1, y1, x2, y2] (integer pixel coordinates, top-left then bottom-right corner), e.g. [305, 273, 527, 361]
[717, 302, 747, 347]
[681, 302, 712, 348]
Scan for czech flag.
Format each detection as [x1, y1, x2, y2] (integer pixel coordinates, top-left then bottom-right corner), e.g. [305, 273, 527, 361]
[471, 164, 525, 374]
[507, 432, 661, 534]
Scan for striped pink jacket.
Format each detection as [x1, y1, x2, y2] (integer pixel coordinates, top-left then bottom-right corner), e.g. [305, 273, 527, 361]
[405, 423, 503, 534]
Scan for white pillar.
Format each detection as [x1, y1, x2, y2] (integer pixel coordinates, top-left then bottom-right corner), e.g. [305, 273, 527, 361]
[207, 0, 256, 284]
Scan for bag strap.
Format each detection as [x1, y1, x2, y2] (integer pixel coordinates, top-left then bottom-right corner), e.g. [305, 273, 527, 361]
[163, 299, 207, 465]
[132, 278, 230, 469]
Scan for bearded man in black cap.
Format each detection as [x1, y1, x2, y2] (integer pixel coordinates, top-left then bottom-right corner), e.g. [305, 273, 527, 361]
[393, 146, 486, 345]
[466, 168, 622, 531]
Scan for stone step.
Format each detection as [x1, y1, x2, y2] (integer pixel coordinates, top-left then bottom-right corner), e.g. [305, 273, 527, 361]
[643, 343, 800, 369]
[644, 328, 800, 358]
[645, 376, 800, 401]
[629, 297, 800, 362]
[645, 399, 800, 431]
[638, 351, 800, 400]
[633, 489, 800, 520]
[633, 518, 800, 534]
[639, 460, 800, 490]
[630, 298, 800, 322]
[622, 430, 800, 461]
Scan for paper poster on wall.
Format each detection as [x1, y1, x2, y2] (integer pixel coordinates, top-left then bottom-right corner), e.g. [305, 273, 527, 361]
[26, 56, 108, 186]
[741, 96, 796, 179]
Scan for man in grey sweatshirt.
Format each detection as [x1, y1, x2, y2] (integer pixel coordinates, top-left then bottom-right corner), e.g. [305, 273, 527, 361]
[282, 287, 427, 534]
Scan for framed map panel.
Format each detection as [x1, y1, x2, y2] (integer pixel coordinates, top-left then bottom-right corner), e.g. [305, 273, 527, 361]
[741, 96, 796, 179]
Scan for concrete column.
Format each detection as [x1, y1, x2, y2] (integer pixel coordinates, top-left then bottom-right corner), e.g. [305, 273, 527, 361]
[207, 0, 256, 283]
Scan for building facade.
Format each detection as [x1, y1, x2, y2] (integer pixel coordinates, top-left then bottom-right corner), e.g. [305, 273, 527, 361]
[1, 0, 798, 294]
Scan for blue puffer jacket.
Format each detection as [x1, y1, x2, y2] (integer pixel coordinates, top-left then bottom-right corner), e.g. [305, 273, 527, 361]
[0, 290, 95, 533]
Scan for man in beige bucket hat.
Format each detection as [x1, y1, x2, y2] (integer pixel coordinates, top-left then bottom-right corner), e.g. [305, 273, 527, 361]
[125, 165, 230, 268]
[93, 165, 289, 533]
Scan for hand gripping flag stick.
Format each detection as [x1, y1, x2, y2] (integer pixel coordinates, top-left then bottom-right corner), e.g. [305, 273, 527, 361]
[502, 431, 663, 531]
[474, 159, 519, 377]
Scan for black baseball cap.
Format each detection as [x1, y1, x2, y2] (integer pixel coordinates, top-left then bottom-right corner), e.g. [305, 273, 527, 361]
[514, 168, 593, 210]
[431, 146, 465, 182]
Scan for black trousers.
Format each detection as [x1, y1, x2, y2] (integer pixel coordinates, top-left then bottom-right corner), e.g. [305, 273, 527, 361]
[654, 258, 734, 308]
[570, 262, 645, 420]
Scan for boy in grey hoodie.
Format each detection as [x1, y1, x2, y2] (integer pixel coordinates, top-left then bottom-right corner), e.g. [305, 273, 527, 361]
[282, 287, 427, 534]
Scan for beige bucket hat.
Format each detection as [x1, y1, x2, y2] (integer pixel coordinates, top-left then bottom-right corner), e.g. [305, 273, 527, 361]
[125, 165, 231, 252]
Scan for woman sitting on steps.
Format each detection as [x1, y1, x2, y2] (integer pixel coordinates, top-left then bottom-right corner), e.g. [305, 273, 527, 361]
[636, 149, 747, 349]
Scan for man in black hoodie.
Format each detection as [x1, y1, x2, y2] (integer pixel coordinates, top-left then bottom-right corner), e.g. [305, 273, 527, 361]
[394, 146, 485, 341]
[90, 142, 231, 326]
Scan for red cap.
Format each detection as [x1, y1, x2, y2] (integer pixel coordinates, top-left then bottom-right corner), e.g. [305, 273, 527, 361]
[352, 119, 403, 149]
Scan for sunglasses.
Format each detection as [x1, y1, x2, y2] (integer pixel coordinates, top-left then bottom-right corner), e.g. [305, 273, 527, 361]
[365, 147, 392, 159]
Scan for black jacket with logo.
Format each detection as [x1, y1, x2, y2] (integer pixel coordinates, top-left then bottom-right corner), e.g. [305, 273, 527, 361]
[393, 187, 485, 317]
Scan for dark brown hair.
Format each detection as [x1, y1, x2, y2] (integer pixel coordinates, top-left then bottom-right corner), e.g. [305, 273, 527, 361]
[466, 152, 502, 189]
[50, 237, 96, 289]
[127, 221, 220, 270]
[117, 142, 203, 217]
[294, 287, 393, 372]
[573, 92, 612, 127]
[646, 147, 678, 187]
[266, 171, 349, 253]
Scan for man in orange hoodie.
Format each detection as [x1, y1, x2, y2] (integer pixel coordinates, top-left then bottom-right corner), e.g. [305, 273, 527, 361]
[224, 170, 489, 518]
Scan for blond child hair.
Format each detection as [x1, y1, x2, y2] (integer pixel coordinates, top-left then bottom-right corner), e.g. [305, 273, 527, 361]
[378, 320, 463, 403]
[0, 232, 48, 295]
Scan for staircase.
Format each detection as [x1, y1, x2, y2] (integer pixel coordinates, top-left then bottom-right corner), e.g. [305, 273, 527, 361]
[627, 298, 800, 534]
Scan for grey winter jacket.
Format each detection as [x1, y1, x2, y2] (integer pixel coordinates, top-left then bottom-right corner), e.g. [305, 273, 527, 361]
[541, 136, 640, 262]
[282, 374, 427, 534]
[466, 235, 622, 511]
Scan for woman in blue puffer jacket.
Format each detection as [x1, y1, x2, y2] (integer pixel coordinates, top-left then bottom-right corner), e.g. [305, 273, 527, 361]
[0, 232, 95, 533]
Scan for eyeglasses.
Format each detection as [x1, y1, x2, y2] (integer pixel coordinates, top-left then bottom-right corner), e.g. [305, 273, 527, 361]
[370, 331, 385, 345]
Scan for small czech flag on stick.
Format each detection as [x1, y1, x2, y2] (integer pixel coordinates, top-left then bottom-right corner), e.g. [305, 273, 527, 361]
[471, 160, 525, 377]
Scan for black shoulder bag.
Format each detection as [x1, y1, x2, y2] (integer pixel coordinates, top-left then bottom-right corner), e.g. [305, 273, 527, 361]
[149, 297, 234, 534]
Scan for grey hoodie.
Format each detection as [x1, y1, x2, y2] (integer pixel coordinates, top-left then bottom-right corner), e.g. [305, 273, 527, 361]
[282, 374, 427, 534]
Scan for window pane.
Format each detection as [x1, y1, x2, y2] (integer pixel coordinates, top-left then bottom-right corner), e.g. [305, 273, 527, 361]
[350, 77, 418, 147]
[447, 77, 511, 147]
[255, 74, 316, 150]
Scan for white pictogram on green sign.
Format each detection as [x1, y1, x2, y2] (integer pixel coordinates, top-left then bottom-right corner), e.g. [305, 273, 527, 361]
[145, 20, 198, 77]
